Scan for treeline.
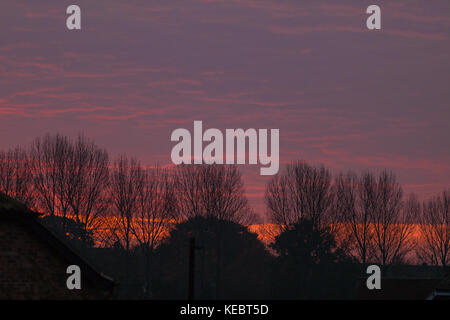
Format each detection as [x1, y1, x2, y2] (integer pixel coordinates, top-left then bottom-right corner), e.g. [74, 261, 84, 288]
[266, 162, 449, 267]
[0, 133, 449, 298]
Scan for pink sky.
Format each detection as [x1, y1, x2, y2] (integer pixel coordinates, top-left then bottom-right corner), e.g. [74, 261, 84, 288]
[0, 1, 449, 217]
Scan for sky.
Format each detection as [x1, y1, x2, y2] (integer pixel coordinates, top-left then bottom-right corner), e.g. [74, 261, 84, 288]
[0, 1, 449, 218]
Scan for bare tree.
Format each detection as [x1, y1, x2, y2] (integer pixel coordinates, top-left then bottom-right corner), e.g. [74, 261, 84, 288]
[131, 166, 176, 297]
[68, 135, 110, 245]
[108, 155, 147, 290]
[265, 161, 334, 230]
[0, 146, 34, 207]
[401, 193, 421, 261]
[174, 164, 253, 225]
[28, 134, 109, 245]
[335, 171, 377, 265]
[109, 156, 145, 252]
[174, 164, 253, 299]
[418, 190, 450, 267]
[29, 134, 73, 218]
[265, 174, 291, 232]
[371, 171, 415, 265]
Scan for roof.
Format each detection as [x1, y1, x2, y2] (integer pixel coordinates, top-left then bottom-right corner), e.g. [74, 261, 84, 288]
[0, 192, 38, 216]
[436, 271, 450, 290]
[0, 192, 115, 293]
[427, 270, 450, 300]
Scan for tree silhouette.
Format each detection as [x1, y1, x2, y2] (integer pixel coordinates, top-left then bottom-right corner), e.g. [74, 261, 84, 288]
[335, 171, 377, 265]
[67, 135, 109, 245]
[0, 146, 34, 208]
[131, 166, 177, 297]
[41, 215, 95, 248]
[371, 170, 415, 266]
[108, 155, 145, 285]
[28, 133, 109, 242]
[155, 216, 270, 299]
[174, 164, 255, 225]
[270, 219, 352, 299]
[336, 170, 418, 266]
[418, 190, 450, 267]
[265, 161, 335, 231]
[271, 220, 347, 265]
[29, 134, 72, 218]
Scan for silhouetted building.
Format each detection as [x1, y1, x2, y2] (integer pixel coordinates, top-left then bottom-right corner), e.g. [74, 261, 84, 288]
[355, 274, 450, 300]
[426, 275, 450, 300]
[0, 192, 114, 299]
